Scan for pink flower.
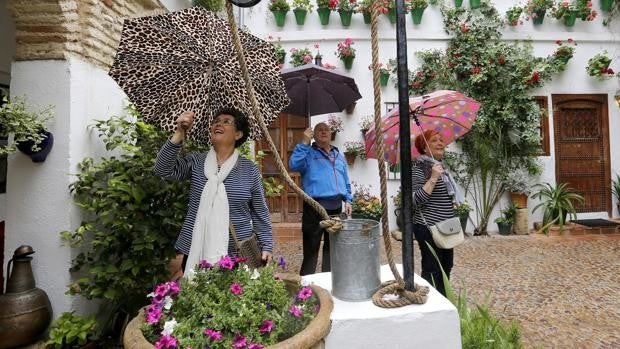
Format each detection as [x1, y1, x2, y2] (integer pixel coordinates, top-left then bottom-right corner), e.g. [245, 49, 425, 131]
[199, 259, 213, 269]
[154, 283, 169, 298]
[204, 328, 223, 341]
[289, 305, 303, 318]
[145, 304, 162, 324]
[344, 38, 353, 45]
[297, 286, 313, 301]
[233, 334, 248, 349]
[167, 281, 180, 296]
[249, 344, 265, 349]
[154, 335, 177, 349]
[259, 319, 274, 334]
[218, 255, 235, 270]
[230, 282, 243, 295]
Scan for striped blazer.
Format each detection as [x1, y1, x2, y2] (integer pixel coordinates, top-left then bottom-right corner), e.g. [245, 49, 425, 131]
[154, 140, 273, 256]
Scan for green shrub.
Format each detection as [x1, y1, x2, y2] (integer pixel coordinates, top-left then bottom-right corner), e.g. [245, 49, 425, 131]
[46, 312, 97, 349]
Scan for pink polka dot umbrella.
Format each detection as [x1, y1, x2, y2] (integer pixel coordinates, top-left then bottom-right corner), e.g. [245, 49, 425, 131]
[364, 90, 480, 164]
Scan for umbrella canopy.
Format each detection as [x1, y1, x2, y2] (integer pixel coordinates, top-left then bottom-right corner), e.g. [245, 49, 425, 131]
[108, 7, 289, 145]
[364, 90, 480, 164]
[280, 64, 362, 117]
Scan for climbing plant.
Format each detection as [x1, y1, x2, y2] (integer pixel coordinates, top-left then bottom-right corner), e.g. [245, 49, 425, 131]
[409, 4, 568, 234]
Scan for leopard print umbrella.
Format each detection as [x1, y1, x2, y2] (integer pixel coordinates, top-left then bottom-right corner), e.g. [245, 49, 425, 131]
[109, 7, 289, 145]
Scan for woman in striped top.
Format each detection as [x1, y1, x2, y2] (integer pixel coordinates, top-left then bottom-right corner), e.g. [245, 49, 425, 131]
[412, 129, 457, 296]
[154, 109, 273, 274]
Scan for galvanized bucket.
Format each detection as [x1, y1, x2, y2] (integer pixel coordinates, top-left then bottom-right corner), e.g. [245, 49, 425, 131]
[329, 218, 381, 301]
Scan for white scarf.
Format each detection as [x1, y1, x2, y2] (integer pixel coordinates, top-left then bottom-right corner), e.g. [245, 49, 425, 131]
[186, 149, 239, 276]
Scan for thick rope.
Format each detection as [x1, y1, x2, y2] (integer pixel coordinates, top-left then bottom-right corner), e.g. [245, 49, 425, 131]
[368, 0, 428, 307]
[224, 3, 342, 233]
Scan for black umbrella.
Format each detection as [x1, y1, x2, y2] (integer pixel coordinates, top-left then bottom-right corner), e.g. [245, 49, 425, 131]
[280, 63, 362, 117]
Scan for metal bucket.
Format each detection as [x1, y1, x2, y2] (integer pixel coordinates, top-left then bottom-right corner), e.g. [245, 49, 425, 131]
[329, 218, 381, 301]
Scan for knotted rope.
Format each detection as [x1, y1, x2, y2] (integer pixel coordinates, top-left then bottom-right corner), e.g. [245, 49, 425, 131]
[224, 3, 341, 233]
[367, 0, 428, 307]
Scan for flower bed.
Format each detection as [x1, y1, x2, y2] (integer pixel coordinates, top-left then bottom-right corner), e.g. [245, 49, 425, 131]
[123, 258, 333, 349]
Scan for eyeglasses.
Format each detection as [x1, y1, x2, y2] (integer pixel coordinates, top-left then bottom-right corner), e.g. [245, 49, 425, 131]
[212, 119, 235, 127]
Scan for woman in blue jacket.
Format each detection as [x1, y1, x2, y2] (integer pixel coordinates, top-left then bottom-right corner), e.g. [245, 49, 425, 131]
[289, 122, 353, 275]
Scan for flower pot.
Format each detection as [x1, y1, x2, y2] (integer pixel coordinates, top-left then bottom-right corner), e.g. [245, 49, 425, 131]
[339, 10, 353, 27]
[272, 10, 287, 27]
[563, 11, 577, 27]
[362, 11, 371, 24]
[293, 9, 307, 25]
[458, 212, 469, 232]
[509, 192, 528, 209]
[380, 72, 390, 86]
[16, 130, 54, 163]
[123, 274, 334, 349]
[532, 9, 546, 25]
[278, 52, 286, 65]
[410, 7, 424, 25]
[386, 9, 396, 24]
[341, 56, 354, 70]
[331, 131, 337, 141]
[454, 0, 463, 8]
[344, 152, 356, 166]
[345, 102, 356, 113]
[601, 0, 613, 12]
[394, 208, 403, 231]
[469, 0, 480, 9]
[317, 7, 331, 25]
[361, 128, 369, 135]
[497, 221, 512, 235]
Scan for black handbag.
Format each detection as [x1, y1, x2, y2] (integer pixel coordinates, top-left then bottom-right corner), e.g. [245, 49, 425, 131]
[229, 223, 265, 268]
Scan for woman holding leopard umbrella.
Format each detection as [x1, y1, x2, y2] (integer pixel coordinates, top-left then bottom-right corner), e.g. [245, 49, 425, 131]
[154, 109, 273, 276]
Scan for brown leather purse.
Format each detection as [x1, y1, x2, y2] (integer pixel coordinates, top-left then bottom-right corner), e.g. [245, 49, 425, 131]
[229, 223, 265, 268]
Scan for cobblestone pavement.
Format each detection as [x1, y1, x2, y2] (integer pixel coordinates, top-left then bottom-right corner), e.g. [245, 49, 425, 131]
[273, 234, 620, 348]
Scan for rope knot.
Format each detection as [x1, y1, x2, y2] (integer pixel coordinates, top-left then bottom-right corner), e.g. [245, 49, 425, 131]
[320, 218, 343, 234]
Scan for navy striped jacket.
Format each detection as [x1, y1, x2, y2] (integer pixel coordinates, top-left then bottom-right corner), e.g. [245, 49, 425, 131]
[154, 140, 273, 256]
[411, 159, 456, 226]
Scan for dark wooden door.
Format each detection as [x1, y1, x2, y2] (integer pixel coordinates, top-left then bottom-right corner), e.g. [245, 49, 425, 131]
[552, 94, 611, 215]
[256, 113, 309, 223]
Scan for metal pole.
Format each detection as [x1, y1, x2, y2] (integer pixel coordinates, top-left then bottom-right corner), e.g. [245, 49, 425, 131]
[395, 0, 415, 291]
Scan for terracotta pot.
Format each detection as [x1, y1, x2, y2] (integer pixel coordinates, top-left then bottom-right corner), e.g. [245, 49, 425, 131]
[509, 192, 528, 208]
[344, 152, 356, 166]
[123, 274, 333, 349]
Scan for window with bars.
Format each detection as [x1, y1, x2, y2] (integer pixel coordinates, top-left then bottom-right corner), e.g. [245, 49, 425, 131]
[534, 96, 550, 156]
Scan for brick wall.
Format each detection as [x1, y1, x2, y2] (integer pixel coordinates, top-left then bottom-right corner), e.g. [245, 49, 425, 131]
[7, 0, 167, 70]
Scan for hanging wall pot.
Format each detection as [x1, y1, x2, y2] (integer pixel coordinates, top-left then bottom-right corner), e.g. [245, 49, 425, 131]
[16, 130, 54, 163]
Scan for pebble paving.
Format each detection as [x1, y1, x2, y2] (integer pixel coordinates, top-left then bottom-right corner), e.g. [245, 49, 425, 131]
[273, 233, 620, 348]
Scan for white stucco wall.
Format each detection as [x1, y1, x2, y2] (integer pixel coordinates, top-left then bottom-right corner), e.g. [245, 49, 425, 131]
[243, 1, 620, 229]
[4, 58, 126, 317]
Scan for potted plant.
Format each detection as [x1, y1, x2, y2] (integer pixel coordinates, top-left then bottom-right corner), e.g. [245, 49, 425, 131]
[269, 0, 291, 27]
[292, 0, 314, 25]
[494, 203, 516, 235]
[289, 47, 314, 67]
[503, 168, 535, 209]
[524, 0, 554, 24]
[351, 182, 382, 221]
[378, 0, 398, 23]
[550, 39, 577, 71]
[392, 188, 403, 230]
[550, 0, 597, 27]
[46, 312, 98, 349]
[612, 173, 620, 217]
[330, 0, 358, 26]
[367, 62, 391, 86]
[454, 201, 472, 233]
[586, 51, 615, 80]
[267, 36, 286, 66]
[335, 38, 356, 70]
[316, 0, 332, 25]
[505, 5, 524, 26]
[356, 0, 373, 24]
[531, 182, 585, 234]
[0, 96, 54, 162]
[327, 114, 344, 139]
[358, 114, 373, 135]
[600, 0, 615, 11]
[343, 140, 366, 166]
[125, 257, 333, 348]
[410, 0, 428, 25]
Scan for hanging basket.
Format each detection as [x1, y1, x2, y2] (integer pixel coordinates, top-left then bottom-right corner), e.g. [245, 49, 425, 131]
[345, 102, 356, 113]
[386, 9, 396, 24]
[16, 130, 54, 163]
[454, 0, 463, 8]
[293, 9, 307, 25]
[380, 72, 390, 86]
[341, 56, 354, 70]
[469, 0, 481, 9]
[532, 9, 546, 25]
[123, 274, 333, 349]
[330, 131, 337, 141]
[563, 11, 577, 27]
[601, 0, 613, 12]
[362, 11, 371, 24]
[344, 152, 356, 166]
[410, 7, 425, 25]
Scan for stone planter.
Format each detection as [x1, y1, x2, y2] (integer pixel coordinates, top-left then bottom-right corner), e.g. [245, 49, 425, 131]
[123, 274, 333, 349]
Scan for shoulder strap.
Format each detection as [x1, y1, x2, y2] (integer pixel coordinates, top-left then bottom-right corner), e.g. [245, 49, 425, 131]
[229, 222, 241, 253]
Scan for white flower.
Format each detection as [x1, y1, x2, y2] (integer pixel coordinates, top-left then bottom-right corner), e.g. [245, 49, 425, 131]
[162, 319, 177, 336]
[250, 268, 260, 280]
[146, 292, 155, 298]
[163, 295, 173, 310]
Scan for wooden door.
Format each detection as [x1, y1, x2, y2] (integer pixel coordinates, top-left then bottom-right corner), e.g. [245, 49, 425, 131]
[552, 94, 611, 215]
[256, 113, 309, 223]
